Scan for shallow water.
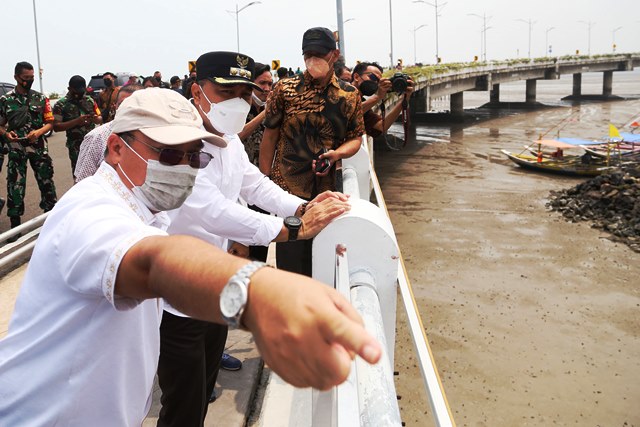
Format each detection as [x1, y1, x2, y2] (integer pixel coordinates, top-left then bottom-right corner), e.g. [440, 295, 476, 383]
[377, 70, 640, 426]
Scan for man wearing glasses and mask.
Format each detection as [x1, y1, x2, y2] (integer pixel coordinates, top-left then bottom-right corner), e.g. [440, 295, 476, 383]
[350, 62, 415, 138]
[0, 88, 381, 426]
[53, 75, 102, 172]
[0, 61, 58, 235]
[158, 51, 352, 427]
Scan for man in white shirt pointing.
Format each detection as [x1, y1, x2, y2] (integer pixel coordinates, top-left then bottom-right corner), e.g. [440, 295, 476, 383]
[0, 88, 380, 426]
[158, 51, 352, 427]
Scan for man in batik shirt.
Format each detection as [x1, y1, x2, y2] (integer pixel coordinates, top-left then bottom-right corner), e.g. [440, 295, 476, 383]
[259, 27, 364, 276]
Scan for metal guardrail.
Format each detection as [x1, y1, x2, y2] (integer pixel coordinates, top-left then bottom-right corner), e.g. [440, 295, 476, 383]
[0, 212, 49, 270]
[1, 138, 455, 426]
[364, 138, 455, 427]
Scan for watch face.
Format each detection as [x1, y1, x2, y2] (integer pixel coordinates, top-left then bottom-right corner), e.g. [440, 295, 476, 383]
[220, 281, 246, 319]
[285, 216, 302, 227]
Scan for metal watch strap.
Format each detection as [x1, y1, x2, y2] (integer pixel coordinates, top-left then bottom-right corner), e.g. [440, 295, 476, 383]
[224, 261, 266, 329]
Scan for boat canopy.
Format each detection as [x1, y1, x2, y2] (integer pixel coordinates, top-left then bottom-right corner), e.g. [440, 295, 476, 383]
[531, 139, 585, 149]
[557, 137, 602, 146]
[600, 132, 640, 143]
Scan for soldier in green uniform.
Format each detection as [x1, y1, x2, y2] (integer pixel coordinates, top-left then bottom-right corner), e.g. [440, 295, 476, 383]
[0, 61, 58, 232]
[53, 75, 102, 172]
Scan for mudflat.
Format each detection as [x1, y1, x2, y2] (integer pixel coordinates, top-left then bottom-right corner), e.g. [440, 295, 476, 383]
[380, 99, 640, 426]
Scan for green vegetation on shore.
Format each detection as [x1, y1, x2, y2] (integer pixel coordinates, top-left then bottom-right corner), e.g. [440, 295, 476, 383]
[382, 52, 640, 81]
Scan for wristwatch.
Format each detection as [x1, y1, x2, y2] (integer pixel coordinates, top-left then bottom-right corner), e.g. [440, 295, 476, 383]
[284, 216, 302, 241]
[219, 261, 267, 329]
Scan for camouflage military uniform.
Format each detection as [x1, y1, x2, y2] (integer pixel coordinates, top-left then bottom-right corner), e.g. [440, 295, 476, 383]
[53, 94, 100, 171]
[0, 89, 57, 218]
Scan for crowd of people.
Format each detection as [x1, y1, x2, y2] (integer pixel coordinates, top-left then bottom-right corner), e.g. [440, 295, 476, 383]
[0, 26, 415, 426]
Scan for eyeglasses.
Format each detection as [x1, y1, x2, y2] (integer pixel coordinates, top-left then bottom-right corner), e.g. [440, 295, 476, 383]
[122, 133, 213, 169]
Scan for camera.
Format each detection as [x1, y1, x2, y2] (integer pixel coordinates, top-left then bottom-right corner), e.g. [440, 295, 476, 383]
[390, 73, 409, 94]
[314, 148, 331, 173]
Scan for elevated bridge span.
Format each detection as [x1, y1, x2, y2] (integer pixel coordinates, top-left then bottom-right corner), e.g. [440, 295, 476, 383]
[391, 54, 640, 117]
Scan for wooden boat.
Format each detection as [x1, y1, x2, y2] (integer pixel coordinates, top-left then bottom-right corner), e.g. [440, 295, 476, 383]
[575, 133, 640, 158]
[501, 139, 616, 177]
[500, 149, 615, 176]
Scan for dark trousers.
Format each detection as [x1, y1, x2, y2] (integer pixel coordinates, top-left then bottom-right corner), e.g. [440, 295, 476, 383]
[157, 311, 228, 427]
[276, 239, 313, 277]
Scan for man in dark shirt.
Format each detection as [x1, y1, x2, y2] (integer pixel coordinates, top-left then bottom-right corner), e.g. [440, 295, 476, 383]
[53, 75, 102, 171]
[260, 27, 364, 276]
[351, 62, 414, 138]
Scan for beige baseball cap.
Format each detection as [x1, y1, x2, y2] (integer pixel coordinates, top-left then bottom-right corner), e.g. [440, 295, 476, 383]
[111, 88, 226, 147]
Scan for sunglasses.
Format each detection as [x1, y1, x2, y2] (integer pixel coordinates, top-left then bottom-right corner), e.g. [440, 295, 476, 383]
[123, 133, 213, 169]
[362, 72, 380, 82]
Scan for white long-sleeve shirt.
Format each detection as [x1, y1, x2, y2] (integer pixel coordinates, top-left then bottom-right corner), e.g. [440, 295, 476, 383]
[165, 134, 303, 317]
[167, 133, 303, 248]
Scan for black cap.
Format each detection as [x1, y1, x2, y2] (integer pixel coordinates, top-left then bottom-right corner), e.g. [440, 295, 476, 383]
[69, 75, 86, 90]
[170, 75, 181, 85]
[196, 51, 261, 91]
[302, 27, 337, 55]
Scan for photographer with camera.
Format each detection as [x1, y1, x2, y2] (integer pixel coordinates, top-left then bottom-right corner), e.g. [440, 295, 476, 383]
[351, 62, 414, 139]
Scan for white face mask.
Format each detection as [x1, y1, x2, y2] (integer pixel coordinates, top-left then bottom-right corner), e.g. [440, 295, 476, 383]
[118, 139, 198, 212]
[305, 56, 331, 79]
[252, 92, 266, 108]
[199, 88, 251, 135]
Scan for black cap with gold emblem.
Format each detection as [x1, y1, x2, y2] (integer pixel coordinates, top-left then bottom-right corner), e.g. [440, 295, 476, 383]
[196, 51, 262, 91]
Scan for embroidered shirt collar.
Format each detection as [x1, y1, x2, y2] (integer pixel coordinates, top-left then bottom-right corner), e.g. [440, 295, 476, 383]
[96, 162, 170, 228]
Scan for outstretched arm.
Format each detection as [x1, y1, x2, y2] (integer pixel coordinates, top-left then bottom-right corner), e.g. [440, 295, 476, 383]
[115, 234, 382, 390]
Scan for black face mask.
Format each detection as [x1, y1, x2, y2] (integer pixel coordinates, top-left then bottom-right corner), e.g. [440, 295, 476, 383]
[19, 78, 34, 91]
[71, 90, 85, 99]
[155, 76, 162, 83]
[359, 79, 379, 97]
[104, 79, 113, 88]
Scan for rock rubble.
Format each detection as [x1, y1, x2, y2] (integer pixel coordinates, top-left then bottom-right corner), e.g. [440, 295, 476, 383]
[547, 164, 640, 252]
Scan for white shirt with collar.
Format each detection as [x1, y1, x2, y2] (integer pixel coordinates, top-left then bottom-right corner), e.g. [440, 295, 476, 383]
[0, 162, 168, 426]
[167, 133, 303, 248]
[165, 133, 303, 317]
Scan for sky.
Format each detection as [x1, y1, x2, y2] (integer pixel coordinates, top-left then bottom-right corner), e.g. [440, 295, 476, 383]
[1, 0, 639, 94]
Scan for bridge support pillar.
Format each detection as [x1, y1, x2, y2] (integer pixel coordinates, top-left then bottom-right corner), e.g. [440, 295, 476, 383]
[525, 79, 537, 104]
[450, 92, 464, 118]
[410, 89, 428, 113]
[572, 73, 582, 96]
[490, 84, 500, 103]
[603, 71, 613, 97]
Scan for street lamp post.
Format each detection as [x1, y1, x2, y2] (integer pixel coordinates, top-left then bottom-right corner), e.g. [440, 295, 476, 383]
[32, 0, 44, 93]
[388, 0, 394, 69]
[413, 0, 447, 63]
[517, 18, 535, 59]
[413, 24, 428, 64]
[336, 0, 345, 55]
[232, 1, 261, 52]
[612, 26, 622, 53]
[468, 13, 491, 62]
[545, 27, 555, 56]
[579, 20, 595, 55]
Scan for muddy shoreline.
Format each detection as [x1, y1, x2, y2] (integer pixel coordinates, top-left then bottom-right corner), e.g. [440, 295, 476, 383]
[379, 99, 639, 426]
